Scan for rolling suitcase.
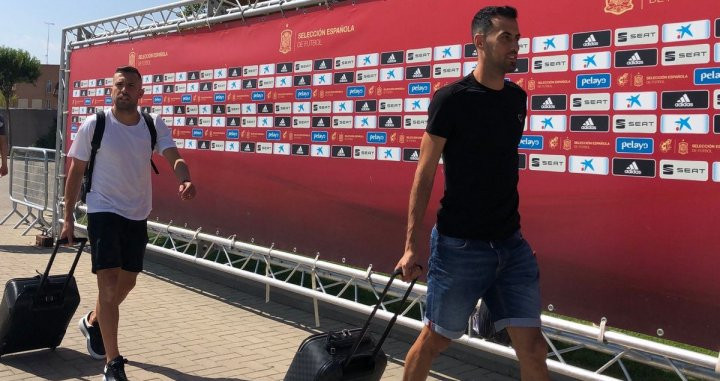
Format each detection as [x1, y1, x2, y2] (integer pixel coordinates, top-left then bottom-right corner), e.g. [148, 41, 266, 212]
[284, 269, 417, 381]
[0, 237, 87, 357]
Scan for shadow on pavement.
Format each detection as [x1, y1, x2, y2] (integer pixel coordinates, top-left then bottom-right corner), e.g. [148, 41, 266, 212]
[130, 359, 249, 381]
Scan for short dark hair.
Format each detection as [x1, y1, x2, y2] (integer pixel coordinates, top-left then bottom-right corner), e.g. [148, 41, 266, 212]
[115, 65, 142, 80]
[471, 6, 518, 36]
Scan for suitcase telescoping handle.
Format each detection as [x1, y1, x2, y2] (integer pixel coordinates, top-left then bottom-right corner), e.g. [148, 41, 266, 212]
[343, 267, 419, 368]
[37, 237, 88, 295]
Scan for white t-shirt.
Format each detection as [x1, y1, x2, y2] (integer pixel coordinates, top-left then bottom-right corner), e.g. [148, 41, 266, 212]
[68, 110, 175, 220]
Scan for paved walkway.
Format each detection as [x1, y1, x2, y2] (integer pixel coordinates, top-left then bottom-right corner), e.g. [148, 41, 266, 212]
[0, 174, 517, 380]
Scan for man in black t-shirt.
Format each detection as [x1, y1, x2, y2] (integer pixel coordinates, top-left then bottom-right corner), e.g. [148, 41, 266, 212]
[395, 6, 550, 380]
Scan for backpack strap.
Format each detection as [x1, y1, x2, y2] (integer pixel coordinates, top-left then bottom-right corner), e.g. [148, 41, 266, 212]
[141, 112, 159, 174]
[84, 111, 106, 197]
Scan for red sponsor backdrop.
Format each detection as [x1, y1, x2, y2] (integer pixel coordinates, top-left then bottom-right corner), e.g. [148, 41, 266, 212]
[66, 0, 720, 349]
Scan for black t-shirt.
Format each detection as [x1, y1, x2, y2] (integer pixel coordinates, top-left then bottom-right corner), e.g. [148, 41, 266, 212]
[426, 74, 527, 240]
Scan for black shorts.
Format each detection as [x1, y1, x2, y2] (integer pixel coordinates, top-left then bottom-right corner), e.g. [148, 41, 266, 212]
[87, 212, 148, 274]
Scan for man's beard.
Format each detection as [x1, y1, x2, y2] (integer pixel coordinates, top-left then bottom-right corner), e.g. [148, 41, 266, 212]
[114, 98, 137, 111]
[503, 62, 517, 74]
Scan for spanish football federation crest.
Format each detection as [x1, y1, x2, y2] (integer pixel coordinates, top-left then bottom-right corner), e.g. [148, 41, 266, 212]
[279, 27, 293, 54]
[604, 0, 633, 15]
[129, 49, 136, 66]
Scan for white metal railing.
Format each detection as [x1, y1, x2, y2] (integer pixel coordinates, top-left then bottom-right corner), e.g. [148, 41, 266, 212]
[60, 204, 720, 381]
[1, 147, 55, 234]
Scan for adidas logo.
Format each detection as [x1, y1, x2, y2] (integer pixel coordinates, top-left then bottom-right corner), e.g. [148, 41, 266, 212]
[387, 54, 397, 63]
[298, 78, 306, 85]
[581, 118, 596, 130]
[674, 94, 693, 108]
[541, 98, 556, 109]
[624, 161, 642, 175]
[339, 74, 348, 82]
[229, 119, 237, 126]
[412, 68, 424, 78]
[262, 106, 269, 112]
[627, 52, 644, 65]
[317, 119, 325, 127]
[215, 106, 222, 113]
[230, 69, 239, 76]
[243, 144, 251, 152]
[337, 148, 346, 157]
[361, 103, 370, 111]
[296, 146, 305, 154]
[410, 151, 419, 160]
[278, 119, 286, 126]
[318, 61, 327, 69]
[384, 119, 395, 127]
[583, 34, 598, 47]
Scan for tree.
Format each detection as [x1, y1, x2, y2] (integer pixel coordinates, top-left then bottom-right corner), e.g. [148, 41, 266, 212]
[0, 46, 42, 146]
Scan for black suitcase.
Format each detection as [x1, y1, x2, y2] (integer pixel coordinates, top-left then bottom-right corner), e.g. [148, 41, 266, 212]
[0, 238, 87, 357]
[284, 269, 417, 381]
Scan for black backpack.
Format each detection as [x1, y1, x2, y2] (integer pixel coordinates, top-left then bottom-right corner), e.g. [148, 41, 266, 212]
[80, 111, 159, 203]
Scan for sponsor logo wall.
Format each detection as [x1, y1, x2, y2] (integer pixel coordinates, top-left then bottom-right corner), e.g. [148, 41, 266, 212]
[66, 0, 720, 349]
[67, 6, 720, 182]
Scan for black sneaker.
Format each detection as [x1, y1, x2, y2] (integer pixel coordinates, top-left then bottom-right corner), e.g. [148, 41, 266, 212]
[78, 311, 105, 360]
[103, 356, 129, 381]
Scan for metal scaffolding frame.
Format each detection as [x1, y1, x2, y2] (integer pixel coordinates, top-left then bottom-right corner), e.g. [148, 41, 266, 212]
[53, 1, 720, 379]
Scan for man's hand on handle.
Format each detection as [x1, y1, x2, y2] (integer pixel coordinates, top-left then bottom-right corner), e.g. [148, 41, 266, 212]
[395, 249, 424, 282]
[178, 180, 196, 201]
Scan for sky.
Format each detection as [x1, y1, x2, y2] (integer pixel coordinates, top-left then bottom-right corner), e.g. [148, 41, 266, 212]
[0, 0, 178, 65]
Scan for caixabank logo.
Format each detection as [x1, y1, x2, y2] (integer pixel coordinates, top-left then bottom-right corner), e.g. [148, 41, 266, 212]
[660, 114, 709, 134]
[662, 20, 711, 43]
[568, 156, 609, 175]
[532, 34, 569, 53]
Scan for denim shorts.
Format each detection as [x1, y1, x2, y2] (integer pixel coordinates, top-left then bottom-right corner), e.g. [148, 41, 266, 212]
[423, 226, 541, 339]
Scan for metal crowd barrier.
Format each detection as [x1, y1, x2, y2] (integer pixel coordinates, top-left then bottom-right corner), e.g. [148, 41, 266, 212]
[1, 147, 55, 235]
[61, 203, 720, 381]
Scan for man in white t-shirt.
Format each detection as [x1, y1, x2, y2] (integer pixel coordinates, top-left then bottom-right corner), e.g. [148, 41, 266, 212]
[61, 66, 196, 381]
[0, 114, 8, 177]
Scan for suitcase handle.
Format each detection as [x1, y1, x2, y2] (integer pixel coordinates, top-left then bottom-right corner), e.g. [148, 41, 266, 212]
[37, 237, 88, 295]
[343, 267, 419, 369]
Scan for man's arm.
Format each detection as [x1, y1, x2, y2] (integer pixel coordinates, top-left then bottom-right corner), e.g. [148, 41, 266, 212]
[161, 147, 196, 201]
[0, 134, 8, 177]
[395, 132, 446, 281]
[59, 158, 87, 243]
